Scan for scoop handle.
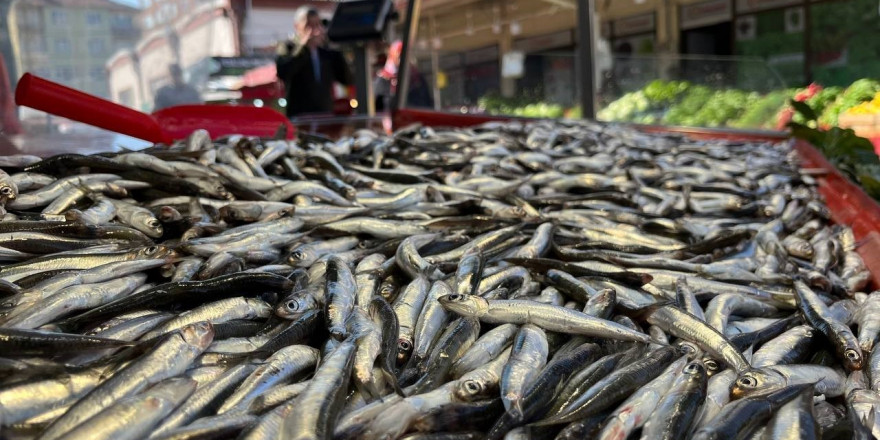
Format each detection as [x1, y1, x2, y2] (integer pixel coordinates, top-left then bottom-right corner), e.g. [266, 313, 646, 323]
[15, 73, 168, 143]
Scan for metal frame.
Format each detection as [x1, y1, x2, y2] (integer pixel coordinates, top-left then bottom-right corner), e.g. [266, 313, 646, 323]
[394, 0, 422, 111]
[576, 0, 596, 119]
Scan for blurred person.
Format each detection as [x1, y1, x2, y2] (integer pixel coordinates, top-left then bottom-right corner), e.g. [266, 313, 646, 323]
[374, 40, 433, 111]
[276, 6, 352, 117]
[153, 64, 201, 111]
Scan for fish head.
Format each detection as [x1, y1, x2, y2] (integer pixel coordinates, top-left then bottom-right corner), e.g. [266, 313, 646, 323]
[158, 206, 182, 222]
[180, 321, 215, 349]
[496, 206, 528, 220]
[396, 337, 413, 363]
[342, 187, 358, 200]
[103, 183, 128, 198]
[454, 370, 498, 401]
[220, 205, 260, 223]
[438, 294, 489, 318]
[701, 356, 721, 377]
[133, 212, 164, 238]
[287, 247, 316, 268]
[788, 241, 814, 259]
[276, 291, 318, 319]
[379, 280, 398, 300]
[215, 183, 234, 201]
[585, 288, 616, 318]
[845, 348, 864, 371]
[731, 368, 786, 399]
[0, 184, 16, 200]
[683, 360, 708, 381]
[136, 244, 174, 260]
[246, 298, 274, 318]
[675, 341, 702, 359]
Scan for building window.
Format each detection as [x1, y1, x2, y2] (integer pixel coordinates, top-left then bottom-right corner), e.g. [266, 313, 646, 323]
[54, 38, 71, 54]
[55, 66, 74, 82]
[51, 9, 67, 25]
[112, 13, 133, 29]
[23, 9, 40, 27]
[27, 39, 47, 53]
[34, 67, 52, 78]
[89, 67, 105, 81]
[86, 11, 102, 26]
[88, 38, 106, 56]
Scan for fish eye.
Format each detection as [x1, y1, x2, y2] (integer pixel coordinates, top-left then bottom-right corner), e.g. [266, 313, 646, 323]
[148, 219, 160, 227]
[846, 349, 861, 361]
[678, 343, 696, 354]
[1, 187, 11, 195]
[703, 359, 719, 371]
[399, 340, 412, 351]
[286, 300, 299, 311]
[145, 246, 159, 255]
[448, 294, 461, 301]
[737, 376, 757, 388]
[685, 362, 703, 373]
[464, 381, 481, 393]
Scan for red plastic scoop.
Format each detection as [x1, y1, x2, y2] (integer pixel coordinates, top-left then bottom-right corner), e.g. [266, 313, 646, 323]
[15, 73, 294, 144]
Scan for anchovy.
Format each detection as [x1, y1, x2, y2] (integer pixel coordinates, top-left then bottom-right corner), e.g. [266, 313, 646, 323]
[642, 303, 751, 372]
[595, 356, 687, 440]
[325, 255, 356, 340]
[58, 272, 291, 330]
[37, 322, 213, 440]
[217, 345, 319, 413]
[731, 364, 846, 399]
[537, 346, 680, 425]
[280, 338, 356, 440]
[440, 294, 653, 343]
[641, 360, 708, 440]
[62, 377, 197, 440]
[500, 324, 548, 418]
[763, 383, 819, 440]
[692, 383, 813, 440]
[794, 280, 863, 370]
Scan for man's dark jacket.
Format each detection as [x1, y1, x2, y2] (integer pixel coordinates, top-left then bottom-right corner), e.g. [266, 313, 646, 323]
[276, 40, 352, 117]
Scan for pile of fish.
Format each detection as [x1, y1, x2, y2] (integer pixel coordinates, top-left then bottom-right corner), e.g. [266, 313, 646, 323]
[0, 119, 876, 440]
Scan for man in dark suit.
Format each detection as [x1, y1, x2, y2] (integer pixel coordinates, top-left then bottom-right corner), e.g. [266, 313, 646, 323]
[276, 7, 353, 118]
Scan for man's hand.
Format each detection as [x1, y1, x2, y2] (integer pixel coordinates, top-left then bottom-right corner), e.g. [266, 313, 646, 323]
[303, 24, 325, 48]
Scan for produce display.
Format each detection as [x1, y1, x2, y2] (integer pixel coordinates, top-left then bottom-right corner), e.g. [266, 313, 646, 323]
[477, 94, 568, 119]
[596, 78, 880, 131]
[788, 100, 880, 200]
[844, 91, 880, 116]
[0, 121, 876, 440]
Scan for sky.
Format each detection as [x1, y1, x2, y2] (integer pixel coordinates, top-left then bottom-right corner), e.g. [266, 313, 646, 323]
[110, 0, 143, 9]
